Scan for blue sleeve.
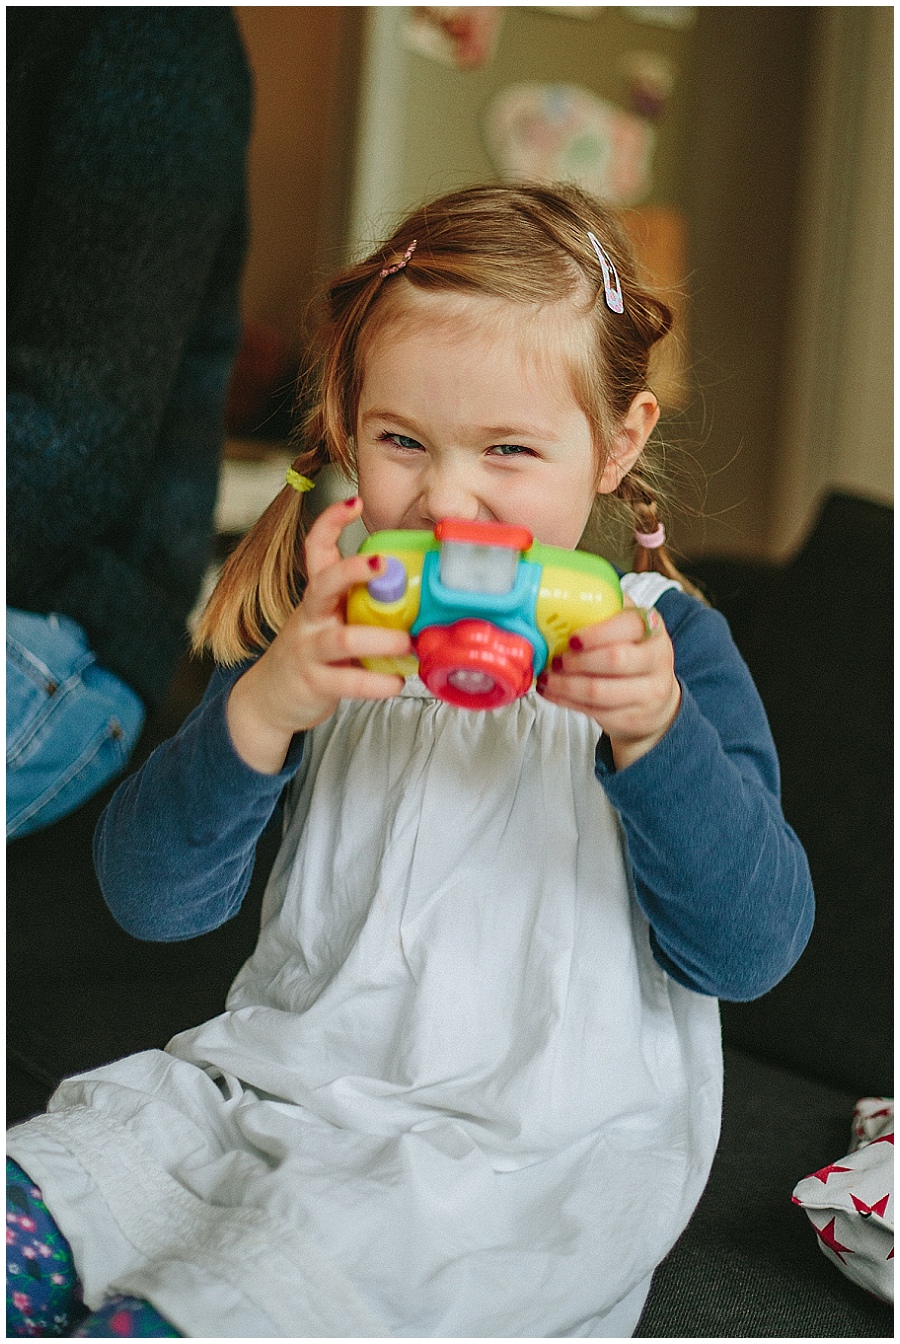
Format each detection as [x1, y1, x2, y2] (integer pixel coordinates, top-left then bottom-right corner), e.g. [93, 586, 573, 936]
[596, 588, 814, 1002]
[93, 663, 305, 942]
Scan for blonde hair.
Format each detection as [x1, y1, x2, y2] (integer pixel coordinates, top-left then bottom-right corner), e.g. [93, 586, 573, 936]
[195, 183, 691, 664]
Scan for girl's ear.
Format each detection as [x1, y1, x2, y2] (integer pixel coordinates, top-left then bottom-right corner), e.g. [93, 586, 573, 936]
[597, 390, 660, 494]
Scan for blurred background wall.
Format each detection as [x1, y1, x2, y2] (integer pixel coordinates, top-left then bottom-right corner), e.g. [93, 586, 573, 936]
[231, 5, 892, 563]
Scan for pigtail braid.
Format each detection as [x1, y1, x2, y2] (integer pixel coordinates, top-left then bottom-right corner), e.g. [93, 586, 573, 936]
[615, 468, 703, 599]
[191, 444, 327, 665]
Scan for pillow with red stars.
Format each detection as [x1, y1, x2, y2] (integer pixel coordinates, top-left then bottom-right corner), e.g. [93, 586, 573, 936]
[792, 1098, 893, 1303]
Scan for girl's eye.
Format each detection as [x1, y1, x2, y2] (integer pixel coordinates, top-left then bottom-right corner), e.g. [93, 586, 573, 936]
[380, 431, 422, 451]
[489, 444, 535, 458]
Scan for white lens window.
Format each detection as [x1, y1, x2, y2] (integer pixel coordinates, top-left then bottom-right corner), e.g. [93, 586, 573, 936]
[447, 669, 496, 694]
[439, 542, 518, 594]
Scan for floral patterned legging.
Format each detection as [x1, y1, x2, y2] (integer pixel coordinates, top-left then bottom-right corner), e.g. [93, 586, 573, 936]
[6, 1159, 180, 1337]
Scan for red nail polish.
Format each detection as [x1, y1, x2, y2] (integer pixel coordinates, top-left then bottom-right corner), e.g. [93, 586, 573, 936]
[345, 495, 359, 508]
[569, 634, 583, 652]
[536, 673, 548, 694]
[367, 554, 382, 571]
[551, 655, 563, 673]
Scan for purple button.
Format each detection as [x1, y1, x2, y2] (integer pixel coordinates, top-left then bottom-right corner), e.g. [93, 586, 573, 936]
[367, 555, 407, 603]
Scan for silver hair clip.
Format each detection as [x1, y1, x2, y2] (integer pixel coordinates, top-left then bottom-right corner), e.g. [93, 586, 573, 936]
[587, 231, 624, 314]
[379, 239, 417, 278]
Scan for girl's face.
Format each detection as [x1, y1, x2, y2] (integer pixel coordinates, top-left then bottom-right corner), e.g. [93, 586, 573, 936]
[355, 291, 621, 549]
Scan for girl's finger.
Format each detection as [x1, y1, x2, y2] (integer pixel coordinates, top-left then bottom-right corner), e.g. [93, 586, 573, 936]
[569, 605, 663, 653]
[313, 621, 413, 667]
[301, 548, 392, 622]
[322, 664, 407, 703]
[553, 632, 669, 681]
[304, 495, 364, 582]
[540, 670, 645, 714]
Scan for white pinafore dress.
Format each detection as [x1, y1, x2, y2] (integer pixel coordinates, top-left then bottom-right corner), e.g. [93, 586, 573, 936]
[9, 575, 723, 1338]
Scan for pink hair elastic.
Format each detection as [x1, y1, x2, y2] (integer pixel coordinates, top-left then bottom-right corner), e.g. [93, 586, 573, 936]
[635, 523, 666, 549]
[379, 239, 417, 278]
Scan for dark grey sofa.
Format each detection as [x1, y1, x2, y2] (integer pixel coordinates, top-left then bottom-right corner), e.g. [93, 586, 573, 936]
[8, 491, 892, 1337]
[636, 491, 893, 1337]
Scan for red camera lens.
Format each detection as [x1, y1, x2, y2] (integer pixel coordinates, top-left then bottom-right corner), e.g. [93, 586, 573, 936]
[416, 621, 534, 709]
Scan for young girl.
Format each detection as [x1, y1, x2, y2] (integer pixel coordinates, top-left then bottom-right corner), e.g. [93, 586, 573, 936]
[7, 184, 813, 1339]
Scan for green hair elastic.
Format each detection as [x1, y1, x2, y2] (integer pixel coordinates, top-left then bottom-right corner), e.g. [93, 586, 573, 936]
[285, 468, 315, 494]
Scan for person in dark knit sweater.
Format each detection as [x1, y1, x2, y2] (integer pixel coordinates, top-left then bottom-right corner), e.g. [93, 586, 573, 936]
[7, 7, 252, 838]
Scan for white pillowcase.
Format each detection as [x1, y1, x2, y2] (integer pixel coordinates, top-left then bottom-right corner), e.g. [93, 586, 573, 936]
[793, 1098, 893, 1303]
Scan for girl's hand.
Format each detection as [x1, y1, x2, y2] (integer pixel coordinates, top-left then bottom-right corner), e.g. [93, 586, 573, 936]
[226, 497, 413, 774]
[537, 600, 681, 770]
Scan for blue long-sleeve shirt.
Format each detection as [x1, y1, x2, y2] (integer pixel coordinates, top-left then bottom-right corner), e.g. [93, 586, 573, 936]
[94, 587, 814, 1001]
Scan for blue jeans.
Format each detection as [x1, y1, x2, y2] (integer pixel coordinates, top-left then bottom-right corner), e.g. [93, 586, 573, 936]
[6, 610, 145, 840]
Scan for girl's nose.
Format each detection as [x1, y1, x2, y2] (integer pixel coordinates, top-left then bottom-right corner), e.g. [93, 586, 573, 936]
[419, 464, 482, 524]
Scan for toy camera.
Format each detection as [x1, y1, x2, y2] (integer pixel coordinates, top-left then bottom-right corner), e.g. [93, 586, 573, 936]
[347, 519, 622, 710]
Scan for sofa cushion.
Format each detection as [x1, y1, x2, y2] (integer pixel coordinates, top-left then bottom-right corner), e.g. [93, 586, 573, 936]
[634, 1048, 893, 1337]
[691, 493, 893, 1098]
